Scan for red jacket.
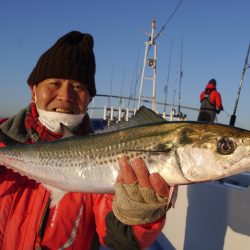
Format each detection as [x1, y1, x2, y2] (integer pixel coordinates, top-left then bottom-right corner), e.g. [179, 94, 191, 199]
[0, 108, 169, 250]
[200, 83, 223, 110]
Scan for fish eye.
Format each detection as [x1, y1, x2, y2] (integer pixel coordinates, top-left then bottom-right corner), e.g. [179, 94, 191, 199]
[217, 137, 237, 155]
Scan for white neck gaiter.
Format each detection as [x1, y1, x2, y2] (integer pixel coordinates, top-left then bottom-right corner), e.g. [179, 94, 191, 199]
[36, 107, 85, 132]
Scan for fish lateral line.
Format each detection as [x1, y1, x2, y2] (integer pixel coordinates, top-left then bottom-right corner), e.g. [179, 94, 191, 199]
[122, 149, 172, 154]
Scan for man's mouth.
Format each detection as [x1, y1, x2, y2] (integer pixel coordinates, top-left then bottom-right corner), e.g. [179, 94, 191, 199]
[55, 108, 74, 114]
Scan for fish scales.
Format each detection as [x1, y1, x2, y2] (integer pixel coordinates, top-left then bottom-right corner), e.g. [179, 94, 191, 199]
[1, 106, 250, 204]
[0, 123, 171, 192]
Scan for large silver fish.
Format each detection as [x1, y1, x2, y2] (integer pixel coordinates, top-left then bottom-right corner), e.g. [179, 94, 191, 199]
[1, 107, 250, 205]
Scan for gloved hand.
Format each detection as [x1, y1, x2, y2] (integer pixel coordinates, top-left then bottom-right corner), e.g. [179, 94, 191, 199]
[112, 157, 170, 225]
[216, 109, 221, 114]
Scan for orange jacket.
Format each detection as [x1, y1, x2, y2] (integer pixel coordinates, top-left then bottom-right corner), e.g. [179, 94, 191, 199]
[0, 109, 166, 250]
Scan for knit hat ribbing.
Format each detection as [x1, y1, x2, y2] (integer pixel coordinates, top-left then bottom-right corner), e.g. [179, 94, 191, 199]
[27, 31, 96, 97]
[208, 79, 217, 86]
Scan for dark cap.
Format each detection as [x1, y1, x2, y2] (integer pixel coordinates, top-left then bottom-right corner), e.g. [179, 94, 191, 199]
[27, 31, 96, 97]
[208, 79, 217, 86]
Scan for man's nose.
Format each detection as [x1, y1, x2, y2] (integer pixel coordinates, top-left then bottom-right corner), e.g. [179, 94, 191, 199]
[57, 85, 75, 102]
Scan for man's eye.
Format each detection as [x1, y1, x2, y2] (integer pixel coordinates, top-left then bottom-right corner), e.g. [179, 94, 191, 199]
[73, 83, 84, 91]
[48, 81, 60, 87]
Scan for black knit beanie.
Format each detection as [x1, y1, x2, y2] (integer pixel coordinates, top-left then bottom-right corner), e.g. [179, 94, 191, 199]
[209, 79, 217, 86]
[27, 31, 96, 97]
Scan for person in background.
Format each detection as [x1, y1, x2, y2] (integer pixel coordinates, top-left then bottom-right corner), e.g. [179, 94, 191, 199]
[0, 31, 177, 250]
[197, 78, 223, 122]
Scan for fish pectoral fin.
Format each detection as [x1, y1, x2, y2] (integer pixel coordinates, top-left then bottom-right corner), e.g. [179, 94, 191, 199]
[43, 184, 67, 208]
[60, 123, 74, 138]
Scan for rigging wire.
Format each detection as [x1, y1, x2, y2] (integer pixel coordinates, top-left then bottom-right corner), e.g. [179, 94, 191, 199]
[154, 0, 184, 42]
[128, 50, 141, 108]
[119, 68, 126, 107]
[108, 66, 114, 107]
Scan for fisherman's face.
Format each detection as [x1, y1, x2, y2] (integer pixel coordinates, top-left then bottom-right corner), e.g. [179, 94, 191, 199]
[31, 78, 91, 114]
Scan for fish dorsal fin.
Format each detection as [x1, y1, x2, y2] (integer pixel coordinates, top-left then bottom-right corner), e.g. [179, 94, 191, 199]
[96, 106, 166, 133]
[132, 106, 165, 123]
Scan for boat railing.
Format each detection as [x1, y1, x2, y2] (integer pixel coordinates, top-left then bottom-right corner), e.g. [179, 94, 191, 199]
[88, 94, 193, 124]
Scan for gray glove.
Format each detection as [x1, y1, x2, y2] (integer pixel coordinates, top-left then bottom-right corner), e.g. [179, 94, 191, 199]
[112, 181, 168, 225]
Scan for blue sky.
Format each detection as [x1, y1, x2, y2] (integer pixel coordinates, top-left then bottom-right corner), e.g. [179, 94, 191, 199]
[0, 0, 250, 129]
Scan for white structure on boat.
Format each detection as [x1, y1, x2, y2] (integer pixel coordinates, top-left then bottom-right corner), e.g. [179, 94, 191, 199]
[154, 174, 250, 250]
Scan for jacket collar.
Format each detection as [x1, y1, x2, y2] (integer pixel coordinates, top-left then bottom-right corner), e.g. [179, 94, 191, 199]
[0, 108, 27, 144]
[0, 105, 93, 144]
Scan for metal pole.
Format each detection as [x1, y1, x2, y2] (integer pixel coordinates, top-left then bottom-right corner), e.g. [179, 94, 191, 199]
[164, 41, 172, 113]
[137, 19, 156, 110]
[229, 44, 250, 126]
[177, 40, 183, 115]
[137, 42, 149, 109]
[152, 42, 157, 111]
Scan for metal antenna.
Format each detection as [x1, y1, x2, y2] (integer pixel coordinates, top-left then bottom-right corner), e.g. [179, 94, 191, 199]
[177, 39, 184, 115]
[229, 43, 250, 126]
[164, 41, 173, 113]
[137, 19, 157, 111]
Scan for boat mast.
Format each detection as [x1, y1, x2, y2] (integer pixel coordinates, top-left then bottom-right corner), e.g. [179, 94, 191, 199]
[137, 1, 183, 112]
[137, 18, 157, 111]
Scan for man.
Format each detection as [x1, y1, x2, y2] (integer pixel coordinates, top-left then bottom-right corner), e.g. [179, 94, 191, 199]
[0, 31, 175, 249]
[197, 78, 223, 122]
